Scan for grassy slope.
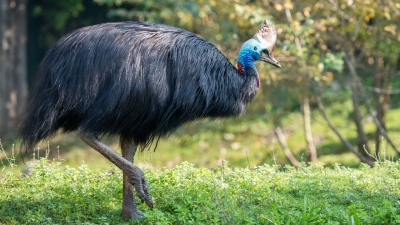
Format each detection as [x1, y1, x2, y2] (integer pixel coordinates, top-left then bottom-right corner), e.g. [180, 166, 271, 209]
[1, 160, 399, 224]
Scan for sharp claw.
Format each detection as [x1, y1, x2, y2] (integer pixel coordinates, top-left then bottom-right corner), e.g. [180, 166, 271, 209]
[142, 178, 154, 209]
[129, 166, 153, 209]
[145, 198, 154, 209]
[134, 181, 146, 201]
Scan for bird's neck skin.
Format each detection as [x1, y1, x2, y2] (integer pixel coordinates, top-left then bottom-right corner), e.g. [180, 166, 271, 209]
[237, 49, 257, 76]
[237, 46, 260, 87]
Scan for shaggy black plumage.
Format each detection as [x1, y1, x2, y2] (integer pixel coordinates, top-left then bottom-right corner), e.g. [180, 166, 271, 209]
[20, 21, 257, 152]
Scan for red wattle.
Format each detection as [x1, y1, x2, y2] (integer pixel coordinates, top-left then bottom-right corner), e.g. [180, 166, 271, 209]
[237, 62, 245, 75]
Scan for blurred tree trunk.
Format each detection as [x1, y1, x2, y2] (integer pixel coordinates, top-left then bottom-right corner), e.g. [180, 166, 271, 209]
[373, 26, 384, 158]
[300, 96, 317, 162]
[0, 0, 28, 135]
[284, 5, 317, 163]
[373, 55, 388, 158]
[350, 82, 371, 158]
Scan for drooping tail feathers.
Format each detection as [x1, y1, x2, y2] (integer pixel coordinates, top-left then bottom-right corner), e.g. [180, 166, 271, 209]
[19, 61, 63, 157]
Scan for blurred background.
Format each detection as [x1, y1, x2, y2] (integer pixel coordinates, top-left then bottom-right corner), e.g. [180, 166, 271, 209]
[1, 0, 400, 171]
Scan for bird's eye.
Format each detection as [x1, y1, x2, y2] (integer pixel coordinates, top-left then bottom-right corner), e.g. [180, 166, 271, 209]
[254, 46, 258, 51]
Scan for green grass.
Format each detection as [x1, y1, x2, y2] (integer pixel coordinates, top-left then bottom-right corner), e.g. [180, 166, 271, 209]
[1, 159, 399, 224]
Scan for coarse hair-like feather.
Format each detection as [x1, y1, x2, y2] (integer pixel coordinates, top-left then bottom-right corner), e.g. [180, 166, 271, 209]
[19, 21, 258, 154]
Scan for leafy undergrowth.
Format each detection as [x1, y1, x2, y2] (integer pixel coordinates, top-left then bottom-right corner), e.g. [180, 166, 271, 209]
[1, 160, 400, 225]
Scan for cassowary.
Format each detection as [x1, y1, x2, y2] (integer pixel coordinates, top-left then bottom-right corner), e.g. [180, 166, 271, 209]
[20, 20, 280, 219]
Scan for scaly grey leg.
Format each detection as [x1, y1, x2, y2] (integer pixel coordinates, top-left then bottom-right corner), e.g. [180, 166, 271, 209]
[77, 132, 153, 217]
[120, 138, 144, 219]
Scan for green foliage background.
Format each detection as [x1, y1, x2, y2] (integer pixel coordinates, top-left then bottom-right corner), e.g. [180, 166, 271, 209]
[7, 0, 400, 170]
[2, 1, 400, 224]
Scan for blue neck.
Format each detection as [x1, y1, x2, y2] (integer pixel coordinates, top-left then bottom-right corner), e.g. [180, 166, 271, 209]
[237, 39, 260, 75]
[237, 52, 256, 75]
[237, 50, 260, 87]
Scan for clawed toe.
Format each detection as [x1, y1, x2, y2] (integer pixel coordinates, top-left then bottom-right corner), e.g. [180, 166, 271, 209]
[130, 166, 154, 209]
[123, 209, 144, 220]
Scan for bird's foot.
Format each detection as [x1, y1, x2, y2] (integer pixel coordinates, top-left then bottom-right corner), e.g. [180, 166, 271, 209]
[122, 209, 144, 220]
[129, 166, 153, 209]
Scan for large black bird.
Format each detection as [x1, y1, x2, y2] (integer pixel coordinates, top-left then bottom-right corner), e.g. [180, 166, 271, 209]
[20, 20, 280, 219]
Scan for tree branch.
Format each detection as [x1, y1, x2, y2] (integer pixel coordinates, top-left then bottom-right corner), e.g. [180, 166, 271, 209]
[363, 86, 400, 95]
[344, 55, 400, 156]
[312, 82, 374, 166]
[273, 126, 299, 168]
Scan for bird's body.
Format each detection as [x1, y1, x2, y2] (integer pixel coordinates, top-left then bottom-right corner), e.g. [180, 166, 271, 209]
[20, 20, 280, 220]
[21, 21, 256, 149]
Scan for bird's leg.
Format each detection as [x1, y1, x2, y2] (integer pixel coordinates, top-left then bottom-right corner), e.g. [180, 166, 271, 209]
[77, 132, 153, 214]
[120, 138, 146, 219]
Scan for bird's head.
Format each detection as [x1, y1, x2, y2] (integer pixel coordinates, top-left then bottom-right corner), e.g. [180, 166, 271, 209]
[237, 20, 281, 75]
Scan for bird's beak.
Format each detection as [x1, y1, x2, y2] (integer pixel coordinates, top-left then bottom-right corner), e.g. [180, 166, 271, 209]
[259, 51, 281, 68]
